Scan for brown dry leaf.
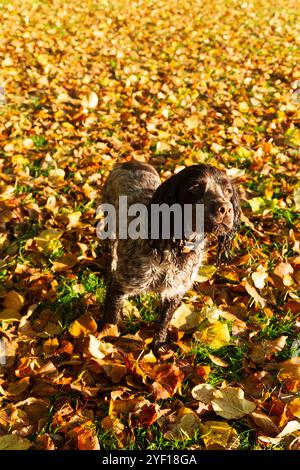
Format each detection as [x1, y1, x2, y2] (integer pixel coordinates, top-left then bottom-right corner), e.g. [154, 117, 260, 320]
[151, 364, 184, 400]
[51, 253, 78, 272]
[35, 433, 55, 450]
[6, 377, 30, 396]
[250, 410, 279, 436]
[245, 279, 266, 308]
[77, 428, 100, 450]
[250, 336, 288, 364]
[100, 362, 127, 384]
[274, 262, 294, 286]
[200, 421, 240, 450]
[68, 313, 97, 337]
[278, 357, 300, 381]
[15, 357, 38, 378]
[191, 383, 216, 403]
[164, 407, 201, 440]
[288, 397, 300, 419]
[258, 420, 300, 445]
[3, 290, 24, 311]
[211, 387, 256, 419]
[136, 403, 161, 428]
[193, 321, 230, 349]
[0, 308, 22, 322]
[0, 434, 32, 450]
[101, 414, 125, 435]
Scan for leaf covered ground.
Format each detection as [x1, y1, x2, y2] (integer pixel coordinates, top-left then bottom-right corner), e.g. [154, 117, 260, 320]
[0, 0, 300, 451]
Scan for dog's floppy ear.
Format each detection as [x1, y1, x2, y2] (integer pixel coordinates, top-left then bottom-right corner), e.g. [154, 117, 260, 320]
[149, 172, 180, 206]
[217, 183, 241, 259]
[148, 173, 183, 257]
[231, 184, 241, 234]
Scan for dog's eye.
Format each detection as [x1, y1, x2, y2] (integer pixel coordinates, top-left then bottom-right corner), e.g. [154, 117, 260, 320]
[224, 187, 233, 195]
[188, 182, 206, 194]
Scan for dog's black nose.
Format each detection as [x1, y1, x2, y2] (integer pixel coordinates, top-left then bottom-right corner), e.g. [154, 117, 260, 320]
[218, 202, 232, 217]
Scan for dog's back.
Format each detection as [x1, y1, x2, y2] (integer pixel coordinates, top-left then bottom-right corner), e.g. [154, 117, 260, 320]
[103, 161, 161, 209]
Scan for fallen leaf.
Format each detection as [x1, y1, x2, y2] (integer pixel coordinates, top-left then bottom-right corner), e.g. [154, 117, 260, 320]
[82, 91, 98, 109]
[191, 383, 216, 403]
[288, 397, 300, 419]
[0, 434, 32, 450]
[258, 420, 300, 445]
[170, 303, 200, 330]
[250, 411, 279, 436]
[69, 313, 97, 337]
[195, 265, 217, 282]
[200, 421, 240, 449]
[194, 321, 230, 349]
[77, 428, 100, 450]
[164, 407, 201, 440]
[211, 386, 256, 419]
[251, 265, 268, 289]
[245, 279, 266, 307]
[3, 291, 24, 311]
[278, 357, 300, 381]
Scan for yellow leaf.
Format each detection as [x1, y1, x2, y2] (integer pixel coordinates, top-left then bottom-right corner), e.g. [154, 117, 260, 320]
[0, 435, 32, 450]
[142, 350, 157, 363]
[200, 421, 240, 449]
[211, 142, 224, 153]
[195, 265, 217, 282]
[0, 308, 22, 322]
[211, 386, 256, 419]
[51, 253, 78, 272]
[48, 168, 65, 183]
[238, 101, 249, 113]
[67, 211, 82, 229]
[208, 354, 229, 367]
[289, 397, 300, 419]
[69, 313, 97, 337]
[193, 321, 230, 349]
[34, 229, 63, 254]
[170, 303, 200, 331]
[278, 357, 300, 381]
[185, 114, 200, 130]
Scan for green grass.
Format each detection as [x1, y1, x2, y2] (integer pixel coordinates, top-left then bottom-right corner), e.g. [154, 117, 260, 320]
[257, 310, 298, 339]
[32, 134, 47, 148]
[189, 342, 248, 386]
[97, 424, 202, 450]
[31, 269, 106, 331]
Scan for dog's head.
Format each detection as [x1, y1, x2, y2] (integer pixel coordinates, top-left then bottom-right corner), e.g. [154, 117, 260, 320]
[149, 164, 240, 255]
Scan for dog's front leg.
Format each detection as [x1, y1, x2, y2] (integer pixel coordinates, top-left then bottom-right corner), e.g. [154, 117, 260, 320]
[99, 278, 125, 328]
[154, 295, 182, 351]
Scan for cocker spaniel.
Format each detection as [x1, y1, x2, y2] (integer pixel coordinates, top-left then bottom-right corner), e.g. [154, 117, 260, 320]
[98, 161, 240, 352]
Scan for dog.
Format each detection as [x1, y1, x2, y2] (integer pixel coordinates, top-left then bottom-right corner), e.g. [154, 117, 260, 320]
[98, 160, 240, 352]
